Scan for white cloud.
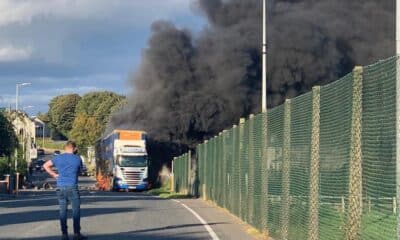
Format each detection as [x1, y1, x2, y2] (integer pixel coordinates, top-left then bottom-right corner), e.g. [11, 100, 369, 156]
[0, 46, 31, 62]
[0, 0, 191, 26]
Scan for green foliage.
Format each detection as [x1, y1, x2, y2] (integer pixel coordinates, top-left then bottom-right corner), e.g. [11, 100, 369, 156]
[40, 138, 65, 150]
[0, 157, 10, 177]
[75, 91, 126, 127]
[45, 91, 125, 154]
[148, 183, 190, 199]
[48, 94, 81, 138]
[15, 145, 26, 174]
[0, 111, 18, 157]
[70, 113, 103, 154]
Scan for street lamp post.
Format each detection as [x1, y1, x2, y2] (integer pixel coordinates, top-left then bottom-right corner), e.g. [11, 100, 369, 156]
[262, 0, 267, 113]
[16, 83, 31, 112]
[14, 82, 31, 173]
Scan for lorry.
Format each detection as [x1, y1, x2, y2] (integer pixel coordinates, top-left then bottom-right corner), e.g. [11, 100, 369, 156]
[95, 130, 149, 191]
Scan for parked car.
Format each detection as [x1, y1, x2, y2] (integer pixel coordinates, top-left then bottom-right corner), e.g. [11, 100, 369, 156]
[35, 160, 45, 171]
[53, 150, 61, 156]
[37, 149, 45, 156]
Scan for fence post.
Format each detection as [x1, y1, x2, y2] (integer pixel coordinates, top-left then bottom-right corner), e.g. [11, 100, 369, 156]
[222, 130, 228, 208]
[281, 99, 291, 240]
[248, 114, 255, 225]
[203, 141, 208, 200]
[396, 55, 400, 240]
[232, 124, 239, 216]
[308, 86, 321, 240]
[218, 132, 223, 205]
[346, 66, 363, 240]
[171, 157, 175, 192]
[212, 137, 217, 201]
[188, 150, 192, 195]
[239, 118, 246, 219]
[4, 174, 10, 194]
[261, 110, 269, 234]
[15, 172, 19, 196]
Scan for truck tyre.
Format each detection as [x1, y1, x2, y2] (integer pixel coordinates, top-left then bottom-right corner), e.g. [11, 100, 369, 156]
[110, 178, 116, 192]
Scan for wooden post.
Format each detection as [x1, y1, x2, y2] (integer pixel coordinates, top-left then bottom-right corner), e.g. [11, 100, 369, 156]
[15, 172, 19, 197]
[4, 174, 10, 194]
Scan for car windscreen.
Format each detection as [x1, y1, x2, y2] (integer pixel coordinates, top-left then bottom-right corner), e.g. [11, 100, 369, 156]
[119, 156, 147, 168]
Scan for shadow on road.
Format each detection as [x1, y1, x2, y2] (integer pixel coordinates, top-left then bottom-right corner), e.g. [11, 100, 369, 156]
[128, 222, 227, 234]
[0, 192, 166, 208]
[0, 226, 222, 240]
[0, 207, 140, 227]
[0, 231, 207, 240]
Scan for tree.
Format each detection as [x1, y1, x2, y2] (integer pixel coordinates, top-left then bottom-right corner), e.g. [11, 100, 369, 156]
[75, 91, 125, 127]
[48, 94, 81, 138]
[0, 110, 18, 157]
[70, 113, 103, 154]
[36, 112, 50, 122]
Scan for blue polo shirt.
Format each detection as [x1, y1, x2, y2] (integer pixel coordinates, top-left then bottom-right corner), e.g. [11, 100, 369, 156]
[52, 153, 82, 187]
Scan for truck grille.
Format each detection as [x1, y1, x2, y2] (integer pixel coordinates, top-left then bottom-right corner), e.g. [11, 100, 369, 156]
[123, 170, 142, 186]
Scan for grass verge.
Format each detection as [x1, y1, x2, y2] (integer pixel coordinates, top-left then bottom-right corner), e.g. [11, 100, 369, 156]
[39, 138, 65, 151]
[147, 181, 191, 199]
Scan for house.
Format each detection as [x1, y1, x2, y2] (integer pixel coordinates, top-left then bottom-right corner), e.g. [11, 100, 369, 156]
[7, 110, 37, 163]
[33, 117, 50, 138]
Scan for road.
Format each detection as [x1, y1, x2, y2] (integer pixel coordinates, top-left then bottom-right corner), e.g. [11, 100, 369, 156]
[0, 177, 260, 240]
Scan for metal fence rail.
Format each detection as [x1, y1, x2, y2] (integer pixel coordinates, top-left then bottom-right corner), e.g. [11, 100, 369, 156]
[172, 56, 399, 240]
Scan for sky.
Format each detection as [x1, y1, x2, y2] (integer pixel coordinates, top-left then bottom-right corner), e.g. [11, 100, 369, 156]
[0, 0, 205, 115]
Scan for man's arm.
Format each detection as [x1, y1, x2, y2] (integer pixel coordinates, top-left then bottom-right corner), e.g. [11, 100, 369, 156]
[43, 160, 59, 179]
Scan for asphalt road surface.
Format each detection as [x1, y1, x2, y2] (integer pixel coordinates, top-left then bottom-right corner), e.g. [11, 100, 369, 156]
[0, 177, 260, 240]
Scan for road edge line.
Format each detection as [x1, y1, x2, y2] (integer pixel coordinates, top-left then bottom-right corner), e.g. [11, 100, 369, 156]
[172, 199, 220, 240]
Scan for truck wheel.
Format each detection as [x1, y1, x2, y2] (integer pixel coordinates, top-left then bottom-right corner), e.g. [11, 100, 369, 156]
[111, 178, 119, 192]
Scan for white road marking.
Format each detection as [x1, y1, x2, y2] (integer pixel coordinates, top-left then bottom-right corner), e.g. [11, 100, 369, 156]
[172, 199, 220, 240]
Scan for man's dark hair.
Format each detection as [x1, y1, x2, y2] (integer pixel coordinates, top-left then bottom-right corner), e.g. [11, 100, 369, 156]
[65, 141, 77, 149]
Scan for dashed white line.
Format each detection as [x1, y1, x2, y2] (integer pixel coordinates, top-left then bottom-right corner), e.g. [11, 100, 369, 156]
[172, 199, 220, 240]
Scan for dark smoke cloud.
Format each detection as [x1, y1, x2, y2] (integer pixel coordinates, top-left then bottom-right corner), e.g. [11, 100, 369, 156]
[109, 0, 394, 147]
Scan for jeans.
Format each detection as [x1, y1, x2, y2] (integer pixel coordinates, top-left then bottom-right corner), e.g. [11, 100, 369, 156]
[56, 186, 81, 235]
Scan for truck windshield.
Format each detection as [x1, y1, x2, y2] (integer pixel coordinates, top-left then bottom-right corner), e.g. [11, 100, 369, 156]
[119, 156, 147, 167]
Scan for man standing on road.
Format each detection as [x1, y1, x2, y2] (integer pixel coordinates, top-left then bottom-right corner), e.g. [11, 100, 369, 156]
[43, 141, 88, 240]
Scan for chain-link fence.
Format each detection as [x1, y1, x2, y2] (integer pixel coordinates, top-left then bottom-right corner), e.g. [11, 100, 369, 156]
[172, 151, 190, 194]
[172, 57, 399, 240]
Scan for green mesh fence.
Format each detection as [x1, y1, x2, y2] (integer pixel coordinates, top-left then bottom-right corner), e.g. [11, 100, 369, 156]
[173, 57, 399, 240]
[173, 152, 189, 194]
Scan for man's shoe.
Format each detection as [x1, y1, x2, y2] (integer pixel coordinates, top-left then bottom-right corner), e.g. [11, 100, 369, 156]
[73, 233, 88, 240]
[61, 234, 69, 240]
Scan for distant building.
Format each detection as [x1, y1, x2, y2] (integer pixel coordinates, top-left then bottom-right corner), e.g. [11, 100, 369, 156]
[33, 117, 50, 138]
[7, 110, 37, 163]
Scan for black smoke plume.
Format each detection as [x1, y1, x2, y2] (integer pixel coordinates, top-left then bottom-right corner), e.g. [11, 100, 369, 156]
[110, 0, 394, 148]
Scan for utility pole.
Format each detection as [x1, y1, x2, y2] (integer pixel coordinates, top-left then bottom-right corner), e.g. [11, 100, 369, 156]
[262, 0, 267, 113]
